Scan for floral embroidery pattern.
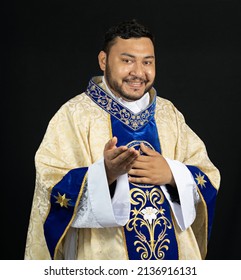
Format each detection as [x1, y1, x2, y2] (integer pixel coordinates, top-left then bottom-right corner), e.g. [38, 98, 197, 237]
[141, 206, 158, 223]
[86, 80, 156, 131]
[126, 188, 172, 260]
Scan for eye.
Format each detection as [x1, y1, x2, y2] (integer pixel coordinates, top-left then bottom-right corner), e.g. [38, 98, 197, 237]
[143, 60, 153, 65]
[122, 59, 133, 64]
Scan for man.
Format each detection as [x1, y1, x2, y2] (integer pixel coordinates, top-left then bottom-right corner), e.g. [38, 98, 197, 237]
[25, 19, 220, 260]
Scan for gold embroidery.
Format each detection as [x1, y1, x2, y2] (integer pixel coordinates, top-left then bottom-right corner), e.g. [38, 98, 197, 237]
[54, 192, 71, 208]
[86, 81, 156, 131]
[126, 187, 172, 259]
[54, 174, 88, 259]
[195, 173, 207, 188]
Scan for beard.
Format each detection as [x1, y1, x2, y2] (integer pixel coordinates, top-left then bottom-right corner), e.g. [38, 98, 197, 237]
[105, 62, 154, 101]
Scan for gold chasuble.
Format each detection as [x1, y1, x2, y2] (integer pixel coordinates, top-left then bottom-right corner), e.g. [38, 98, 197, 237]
[24, 76, 220, 260]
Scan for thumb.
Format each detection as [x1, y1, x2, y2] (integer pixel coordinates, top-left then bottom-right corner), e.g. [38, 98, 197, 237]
[105, 136, 118, 151]
[140, 142, 155, 155]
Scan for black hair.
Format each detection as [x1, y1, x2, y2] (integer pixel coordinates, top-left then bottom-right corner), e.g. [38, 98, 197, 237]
[102, 19, 155, 54]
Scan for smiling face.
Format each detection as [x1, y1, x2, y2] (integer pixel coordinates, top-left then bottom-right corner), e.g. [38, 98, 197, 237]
[98, 37, 155, 101]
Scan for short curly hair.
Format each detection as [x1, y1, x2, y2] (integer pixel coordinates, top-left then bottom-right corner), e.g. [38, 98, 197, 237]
[102, 19, 155, 54]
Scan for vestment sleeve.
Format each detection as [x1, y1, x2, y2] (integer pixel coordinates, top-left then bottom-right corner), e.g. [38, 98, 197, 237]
[173, 106, 221, 258]
[25, 100, 94, 259]
[71, 157, 130, 228]
[161, 158, 200, 231]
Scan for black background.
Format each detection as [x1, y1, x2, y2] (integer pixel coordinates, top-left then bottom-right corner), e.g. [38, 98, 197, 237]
[2, 0, 241, 259]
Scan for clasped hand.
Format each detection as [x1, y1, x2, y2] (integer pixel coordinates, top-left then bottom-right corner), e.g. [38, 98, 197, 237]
[104, 137, 175, 187]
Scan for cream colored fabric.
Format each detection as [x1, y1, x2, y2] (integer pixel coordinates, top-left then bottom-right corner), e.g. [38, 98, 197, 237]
[24, 77, 220, 260]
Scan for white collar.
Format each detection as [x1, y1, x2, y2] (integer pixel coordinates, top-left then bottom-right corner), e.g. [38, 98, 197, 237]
[102, 76, 150, 114]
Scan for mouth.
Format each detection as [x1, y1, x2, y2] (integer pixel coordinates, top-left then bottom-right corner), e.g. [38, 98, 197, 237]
[124, 78, 147, 89]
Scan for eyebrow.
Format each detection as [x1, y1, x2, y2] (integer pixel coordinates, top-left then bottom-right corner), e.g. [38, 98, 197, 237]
[120, 53, 155, 59]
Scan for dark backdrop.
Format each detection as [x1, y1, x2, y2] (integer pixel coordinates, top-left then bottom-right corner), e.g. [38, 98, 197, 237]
[2, 0, 241, 259]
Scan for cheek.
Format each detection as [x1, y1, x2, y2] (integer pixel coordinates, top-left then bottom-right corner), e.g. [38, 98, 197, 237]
[113, 66, 131, 79]
[146, 68, 155, 79]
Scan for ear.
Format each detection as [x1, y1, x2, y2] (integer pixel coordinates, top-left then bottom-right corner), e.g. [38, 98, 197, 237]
[98, 51, 107, 71]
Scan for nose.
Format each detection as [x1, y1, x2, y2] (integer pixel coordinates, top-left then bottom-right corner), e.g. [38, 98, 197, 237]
[130, 62, 145, 79]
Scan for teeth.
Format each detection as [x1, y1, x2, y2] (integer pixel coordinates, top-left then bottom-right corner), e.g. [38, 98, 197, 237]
[128, 82, 142, 86]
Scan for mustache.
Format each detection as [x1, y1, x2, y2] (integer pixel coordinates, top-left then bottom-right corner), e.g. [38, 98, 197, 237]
[123, 76, 148, 83]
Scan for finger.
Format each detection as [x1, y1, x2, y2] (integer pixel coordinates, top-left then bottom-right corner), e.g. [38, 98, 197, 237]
[107, 145, 128, 160]
[131, 155, 150, 166]
[128, 176, 150, 184]
[104, 136, 118, 151]
[128, 168, 148, 177]
[112, 147, 138, 165]
[123, 149, 139, 167]
[140, 143, 156, 156]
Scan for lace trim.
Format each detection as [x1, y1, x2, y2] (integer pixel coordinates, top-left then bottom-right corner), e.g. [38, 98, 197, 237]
[71, 180, 102, 228]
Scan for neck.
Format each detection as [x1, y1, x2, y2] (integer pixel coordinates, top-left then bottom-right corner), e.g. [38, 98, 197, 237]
[102, 76, 150, 114]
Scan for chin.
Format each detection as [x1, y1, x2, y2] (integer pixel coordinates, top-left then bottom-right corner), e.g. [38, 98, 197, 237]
[125, 93, 145, 102]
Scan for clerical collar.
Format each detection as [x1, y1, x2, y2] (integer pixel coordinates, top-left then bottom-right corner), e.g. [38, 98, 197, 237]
[102, 76, 150, 114]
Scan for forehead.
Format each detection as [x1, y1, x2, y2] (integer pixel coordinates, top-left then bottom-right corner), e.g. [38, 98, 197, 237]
[109, 37, 155, 57]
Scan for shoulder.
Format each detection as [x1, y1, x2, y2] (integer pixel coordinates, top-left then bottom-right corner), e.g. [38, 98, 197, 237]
[52, 92, 101, 120]
[156, 96, 175, 109]
[60, 92, 93, 112]
[155, 96, 177, 114]
[45, 92, 95, 129]
[155, 96, 186, 124]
